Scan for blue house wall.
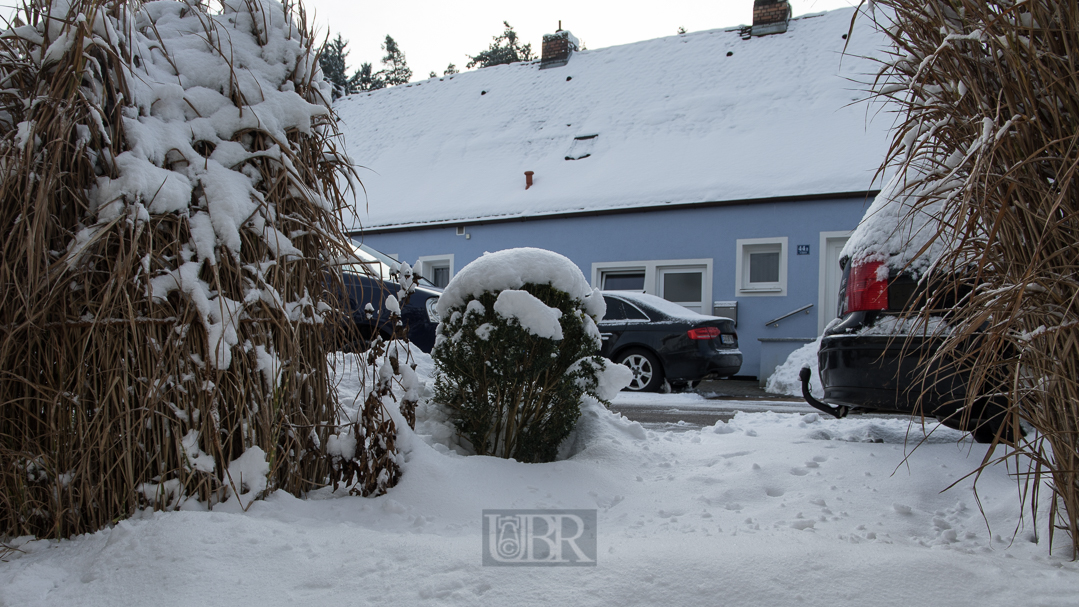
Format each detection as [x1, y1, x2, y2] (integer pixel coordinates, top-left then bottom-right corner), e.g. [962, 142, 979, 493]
[355, 195, 871, 378]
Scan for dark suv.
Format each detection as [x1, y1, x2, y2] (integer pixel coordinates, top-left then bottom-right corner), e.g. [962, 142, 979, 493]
[802, 256, 1010, 442]
[336, 243, 441, 352]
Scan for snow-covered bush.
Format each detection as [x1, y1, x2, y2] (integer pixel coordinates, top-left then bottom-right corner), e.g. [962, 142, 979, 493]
[431, 248, 627, 463]
[0, 0, 399, 539]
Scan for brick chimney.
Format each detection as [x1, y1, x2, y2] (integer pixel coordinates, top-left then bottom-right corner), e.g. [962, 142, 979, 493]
[540, 23, 578, 69]
[751, 0, 791, 36]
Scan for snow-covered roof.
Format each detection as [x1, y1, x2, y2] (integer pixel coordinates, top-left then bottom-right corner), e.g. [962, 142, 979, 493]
[336, 8, 892, 231]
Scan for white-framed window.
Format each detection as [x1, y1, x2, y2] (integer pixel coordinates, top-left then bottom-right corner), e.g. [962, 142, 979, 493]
[416, 254, 454, 289]
[599, 267, 646, 292]
[592, 259, 712, 313]
[736, 237, 787, 296]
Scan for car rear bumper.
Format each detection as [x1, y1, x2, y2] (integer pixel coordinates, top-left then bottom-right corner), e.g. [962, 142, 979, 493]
[665, 349, 742, 382]
[818, 333, 967, 416]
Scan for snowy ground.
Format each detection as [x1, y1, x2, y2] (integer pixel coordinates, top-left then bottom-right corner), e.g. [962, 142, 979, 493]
[2, 353, 1077, 606]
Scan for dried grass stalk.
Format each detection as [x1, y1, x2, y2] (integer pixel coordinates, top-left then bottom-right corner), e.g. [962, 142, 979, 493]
[0, 0, 399, 540]
[859, 0, 1079, 555]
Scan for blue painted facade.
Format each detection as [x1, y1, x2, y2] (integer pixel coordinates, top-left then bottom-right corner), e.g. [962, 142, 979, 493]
[355, 194, 872, 378]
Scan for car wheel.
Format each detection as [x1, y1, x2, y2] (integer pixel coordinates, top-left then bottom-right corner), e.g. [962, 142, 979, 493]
[937, 397, 1025, 445]
[617, 349, 664, 392]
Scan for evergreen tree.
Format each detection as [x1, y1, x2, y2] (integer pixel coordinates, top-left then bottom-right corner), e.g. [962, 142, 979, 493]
[466, 22, 533, 69]
[319, 34, 351, 99]
[352, 62, 385, 91]
[318, 33, 409, 95]
[444, 63, 459, 76]
[378, 35, 411, 86]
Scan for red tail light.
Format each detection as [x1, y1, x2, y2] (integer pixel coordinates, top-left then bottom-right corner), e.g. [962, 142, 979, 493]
[687, 327, 720, 340]
[847, 260, 889, 312]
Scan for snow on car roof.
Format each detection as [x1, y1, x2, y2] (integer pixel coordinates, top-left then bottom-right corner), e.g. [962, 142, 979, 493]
[603, 291, 725, 322]
[840, 164, 950, 278]
[341, 242, 440, 288]
[338, 242, 398, 280]
[336, 7, 891, 231]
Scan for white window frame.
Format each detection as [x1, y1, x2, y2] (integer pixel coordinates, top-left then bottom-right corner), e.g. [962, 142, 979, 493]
[415, 254, 454, 288]
[591, 258, 713, 312]
[736, 237, 788, 297]
[596, 263, 648, 293]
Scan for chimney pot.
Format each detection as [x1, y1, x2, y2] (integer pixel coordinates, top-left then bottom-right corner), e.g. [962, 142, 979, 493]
[525, 171, 535, 189]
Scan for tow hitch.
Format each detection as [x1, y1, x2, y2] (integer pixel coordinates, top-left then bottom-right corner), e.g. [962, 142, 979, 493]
[799, 367, 849, 419]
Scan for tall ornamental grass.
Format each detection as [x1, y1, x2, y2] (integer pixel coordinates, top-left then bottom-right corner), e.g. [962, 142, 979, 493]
[0, 0, 399, 540]
[858, 0, 1079, 555]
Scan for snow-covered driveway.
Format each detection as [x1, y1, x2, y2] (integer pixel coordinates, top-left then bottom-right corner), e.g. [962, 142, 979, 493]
[611, 389, 815, 429]
[2, 390, 1076, 606]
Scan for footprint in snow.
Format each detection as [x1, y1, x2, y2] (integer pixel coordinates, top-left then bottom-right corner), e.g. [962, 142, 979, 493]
[720, 450, 753, 459]
[594, 494, 625, 509]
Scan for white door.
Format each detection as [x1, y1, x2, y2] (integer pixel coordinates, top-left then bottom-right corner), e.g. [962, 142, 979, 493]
[818, 233, 850, 333]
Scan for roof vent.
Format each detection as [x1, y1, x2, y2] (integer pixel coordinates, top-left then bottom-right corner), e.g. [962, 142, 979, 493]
[751, 0, 791, 37]
[565, 134, 597, 160]
[541, 24, 578, 69]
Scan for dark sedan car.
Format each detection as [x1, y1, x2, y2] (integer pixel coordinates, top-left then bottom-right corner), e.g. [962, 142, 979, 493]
[337, 243, 442, 352]
[803, 256, 1012, 442]
[598, 291, 741, 392]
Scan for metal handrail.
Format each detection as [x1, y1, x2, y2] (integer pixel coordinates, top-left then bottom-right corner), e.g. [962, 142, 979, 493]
[764, 303, 814, 327]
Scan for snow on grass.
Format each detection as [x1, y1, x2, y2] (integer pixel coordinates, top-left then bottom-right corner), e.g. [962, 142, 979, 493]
[2, 350, 1076, 605]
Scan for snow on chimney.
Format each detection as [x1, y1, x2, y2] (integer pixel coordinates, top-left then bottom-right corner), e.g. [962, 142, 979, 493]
[541, 23, 578, 69]
[751, 0, 791, 37]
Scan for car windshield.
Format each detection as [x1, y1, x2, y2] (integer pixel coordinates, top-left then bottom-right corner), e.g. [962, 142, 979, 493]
[340, 242, 437, 288]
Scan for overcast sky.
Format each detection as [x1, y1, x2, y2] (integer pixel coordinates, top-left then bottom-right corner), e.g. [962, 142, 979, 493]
[301, 0, 864, 82]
